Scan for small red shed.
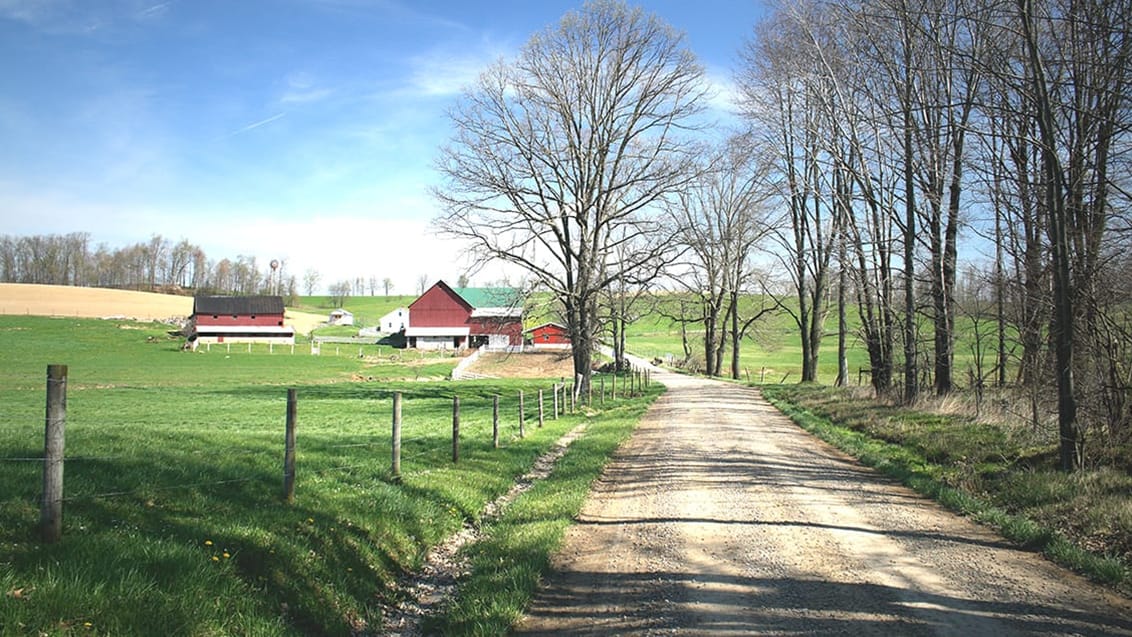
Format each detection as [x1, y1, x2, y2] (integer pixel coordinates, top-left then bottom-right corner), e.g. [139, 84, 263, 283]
[526, 322, 571, 349]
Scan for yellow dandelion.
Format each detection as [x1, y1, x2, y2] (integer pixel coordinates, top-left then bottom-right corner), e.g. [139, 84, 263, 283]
[83, 622, 92, 629]
[222, 552, 231, 559]
[211, 556, 219, 562]
[306, 518, 314, 524]
[204, 539, 213, 546]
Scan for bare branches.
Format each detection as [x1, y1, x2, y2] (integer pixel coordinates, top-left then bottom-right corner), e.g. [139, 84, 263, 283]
[433, 0, 709, 386]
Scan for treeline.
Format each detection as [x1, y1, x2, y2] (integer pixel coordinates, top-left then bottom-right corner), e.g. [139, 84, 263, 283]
[0, 233, 298, 299]
[728, 0, 1132, 470]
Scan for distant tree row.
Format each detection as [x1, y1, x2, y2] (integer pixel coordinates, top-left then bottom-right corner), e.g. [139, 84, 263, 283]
[0, 232, 299, 300]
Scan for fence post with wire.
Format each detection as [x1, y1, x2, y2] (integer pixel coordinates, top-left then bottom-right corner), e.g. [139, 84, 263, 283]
[40, 364, 67, 543]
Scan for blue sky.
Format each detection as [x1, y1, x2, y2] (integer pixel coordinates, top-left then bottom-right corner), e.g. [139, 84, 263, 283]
[0, 0, 766, 294]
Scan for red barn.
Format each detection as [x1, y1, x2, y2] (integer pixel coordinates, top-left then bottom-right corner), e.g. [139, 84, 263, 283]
[406, 281, 523, 350]
[526, 322, 571, 349]
[187, 295, 295, 347]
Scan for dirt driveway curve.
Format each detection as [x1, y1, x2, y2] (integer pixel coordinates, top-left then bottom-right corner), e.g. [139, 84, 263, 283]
[516, 366, 1132, 635]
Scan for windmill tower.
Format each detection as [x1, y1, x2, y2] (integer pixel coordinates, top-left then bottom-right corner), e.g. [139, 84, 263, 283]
[269, 259, 280, 296]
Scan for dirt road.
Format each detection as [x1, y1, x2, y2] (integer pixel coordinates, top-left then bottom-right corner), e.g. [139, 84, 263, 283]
[516, 368, 1132, 635]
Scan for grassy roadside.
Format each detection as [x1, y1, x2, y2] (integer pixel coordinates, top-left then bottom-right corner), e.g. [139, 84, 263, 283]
[425, 383, 664, 636]
[762, 384, 1131, 595]
[0, 315, 654, 635]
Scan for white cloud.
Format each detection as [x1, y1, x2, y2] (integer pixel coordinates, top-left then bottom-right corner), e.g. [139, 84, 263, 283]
[279, 72, 334, 104]
[704, 65, 743, 118]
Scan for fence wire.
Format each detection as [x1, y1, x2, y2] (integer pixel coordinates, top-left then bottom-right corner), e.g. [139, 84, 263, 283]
[5, 376, 647, 527]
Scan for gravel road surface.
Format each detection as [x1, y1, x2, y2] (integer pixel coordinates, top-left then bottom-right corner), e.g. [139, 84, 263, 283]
[516, 368, 1132, 635]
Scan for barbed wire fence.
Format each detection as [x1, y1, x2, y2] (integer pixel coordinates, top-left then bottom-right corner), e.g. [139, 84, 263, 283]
[2, 364, 653, 542]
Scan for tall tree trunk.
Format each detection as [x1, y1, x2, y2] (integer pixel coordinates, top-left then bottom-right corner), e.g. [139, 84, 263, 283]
[1020, 0, 1081, 471]
[730, 289, 741, 380]
[901, 9, 919, 404]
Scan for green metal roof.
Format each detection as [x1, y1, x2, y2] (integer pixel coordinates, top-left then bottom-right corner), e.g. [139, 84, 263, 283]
[454, 287, 522, 309]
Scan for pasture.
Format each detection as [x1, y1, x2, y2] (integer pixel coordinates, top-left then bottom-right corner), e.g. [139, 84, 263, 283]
[0, 314, 656, 635]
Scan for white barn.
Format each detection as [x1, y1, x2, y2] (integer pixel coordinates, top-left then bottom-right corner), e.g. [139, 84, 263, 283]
[328, 308, 354, 326]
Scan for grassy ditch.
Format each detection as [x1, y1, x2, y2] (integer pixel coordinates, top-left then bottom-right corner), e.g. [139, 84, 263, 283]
[424, 383, 663, 636]
[762, 384, 1131, 594]
[0, 315, 655, 635]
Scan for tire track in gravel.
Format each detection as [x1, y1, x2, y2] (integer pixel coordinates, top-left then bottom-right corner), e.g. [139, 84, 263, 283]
[515, 367, 1132, 636]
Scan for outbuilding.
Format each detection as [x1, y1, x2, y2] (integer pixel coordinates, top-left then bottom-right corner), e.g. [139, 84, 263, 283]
[526, 322, 571, 349]
[328, 308, 354, 326]
[186, 295, 295, 347]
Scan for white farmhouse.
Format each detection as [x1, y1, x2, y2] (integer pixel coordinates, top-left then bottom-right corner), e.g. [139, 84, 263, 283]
[380, 307, 408, 334]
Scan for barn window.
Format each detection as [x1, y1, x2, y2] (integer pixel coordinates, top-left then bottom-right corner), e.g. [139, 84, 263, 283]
[543, 333, 550, 341]
[232, 314, 238, 319]
[212, 314, 218, 319]
[251, 315, 256, 319]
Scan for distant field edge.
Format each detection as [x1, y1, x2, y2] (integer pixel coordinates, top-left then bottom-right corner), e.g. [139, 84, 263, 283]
[0, 283, 193, 320]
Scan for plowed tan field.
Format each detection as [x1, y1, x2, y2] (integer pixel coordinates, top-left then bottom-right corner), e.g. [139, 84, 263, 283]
[0, 283, 325, 333]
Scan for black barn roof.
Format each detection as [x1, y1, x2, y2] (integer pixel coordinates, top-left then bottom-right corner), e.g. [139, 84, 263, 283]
[193, 296, 285, 316]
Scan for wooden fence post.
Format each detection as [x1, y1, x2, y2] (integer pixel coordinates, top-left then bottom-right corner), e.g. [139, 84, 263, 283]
[283, 388, 297, 504]
[492, 394, 500, 449]
[538, 389, 544, 428]
[40, 364, 67, 542]
[587, 374, 593, 406]
[611, 373, 616, 401]
[452, 396, 460, 464]
[570, 381, 576, 413]
[553, 384, 559, 419]
[519, 390, 525, 438]
[600, 376, 605, 406]
[392, 392, 402, 479]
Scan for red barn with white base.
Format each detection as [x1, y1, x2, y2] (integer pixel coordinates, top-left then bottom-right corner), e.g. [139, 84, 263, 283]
[406, 281, 523, 350]
[187, 295, 295, 346]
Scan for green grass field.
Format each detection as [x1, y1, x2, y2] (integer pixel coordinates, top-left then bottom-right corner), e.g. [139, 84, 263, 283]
[0, 315, 657, 635]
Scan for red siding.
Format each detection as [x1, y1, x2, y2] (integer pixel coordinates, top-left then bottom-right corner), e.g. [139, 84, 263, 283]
[408, 282, 472, 328]
[530, 323, 570, 344]
[409, 281, 524, 346]
[195, 313, 284, 327]
[469, 316, 524, 345]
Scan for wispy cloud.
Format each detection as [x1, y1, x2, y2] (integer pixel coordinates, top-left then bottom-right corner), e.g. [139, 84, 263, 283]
[279, 72, 334, 104]
[228, 112, 286, 137]
[299, 0, 468, 32]
[704, 66, 743, 117]
[403, 45, 505, 98]
[135, 1, 173, 20]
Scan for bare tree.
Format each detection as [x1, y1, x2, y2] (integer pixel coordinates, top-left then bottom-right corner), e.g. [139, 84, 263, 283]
[383, 277, 393, 296]
[670, 138, 772, 378]
[433, 0, 708, 391]
[329, 280, 351, 308]
[303, 269, 321, 296]
[739, 8, 839, 383]
[1016, 0, 1132, 470]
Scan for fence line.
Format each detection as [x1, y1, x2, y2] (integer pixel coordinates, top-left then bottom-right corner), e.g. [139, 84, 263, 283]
[11, 364, 653, 541]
